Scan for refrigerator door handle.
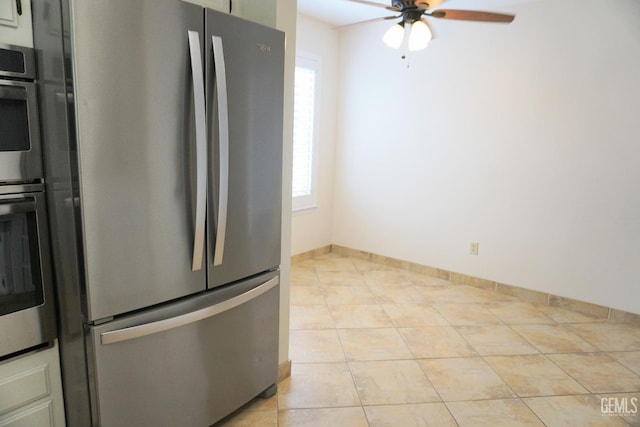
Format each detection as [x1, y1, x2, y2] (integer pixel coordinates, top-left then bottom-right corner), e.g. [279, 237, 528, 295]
[188, 30, 207, 272]
[100, 276, 278, 345]
[211, 35, 229, 266]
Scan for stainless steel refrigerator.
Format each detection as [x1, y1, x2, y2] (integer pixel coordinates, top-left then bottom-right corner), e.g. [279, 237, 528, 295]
[33, 0, 284, 425]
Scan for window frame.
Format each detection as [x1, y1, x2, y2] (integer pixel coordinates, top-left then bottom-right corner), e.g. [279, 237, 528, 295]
[292, 51, 321, 212]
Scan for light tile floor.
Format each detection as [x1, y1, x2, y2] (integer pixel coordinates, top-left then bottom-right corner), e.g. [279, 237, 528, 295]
[219, 253, 640, 426]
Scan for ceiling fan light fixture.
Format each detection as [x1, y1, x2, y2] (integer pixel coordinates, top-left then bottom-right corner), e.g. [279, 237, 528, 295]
[382, 22, 404, 49]
[408, 19, 431, 51]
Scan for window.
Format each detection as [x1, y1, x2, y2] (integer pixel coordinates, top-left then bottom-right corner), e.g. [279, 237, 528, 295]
[292, 53, 320, 211]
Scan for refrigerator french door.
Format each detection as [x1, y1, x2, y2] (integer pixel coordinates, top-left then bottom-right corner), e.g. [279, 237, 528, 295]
[69, 0, 206, 321]
[54, 0, 285, 425]
[205, 9, 283, 289]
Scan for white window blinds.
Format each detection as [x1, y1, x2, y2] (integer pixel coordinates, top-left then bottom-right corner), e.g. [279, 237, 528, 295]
[292, 54, 320, 211]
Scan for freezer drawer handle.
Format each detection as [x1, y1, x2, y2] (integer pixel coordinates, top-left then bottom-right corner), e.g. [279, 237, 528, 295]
[100, 276, 278, 345]
[211, 35, 229, 267]
[188, 30, 207, 272]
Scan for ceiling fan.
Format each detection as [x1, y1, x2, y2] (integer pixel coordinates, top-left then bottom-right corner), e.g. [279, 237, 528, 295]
[342, 0, 515, 52]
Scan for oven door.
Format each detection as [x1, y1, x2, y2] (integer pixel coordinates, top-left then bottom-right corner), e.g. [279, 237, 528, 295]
[0, 188, 56, 359]
[0, 79, 43, 183]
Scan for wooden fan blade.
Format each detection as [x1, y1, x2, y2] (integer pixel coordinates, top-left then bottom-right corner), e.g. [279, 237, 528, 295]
[414, 0, 445, 10]
[343, 0, 401, 12]
[429, 9, 515, 23]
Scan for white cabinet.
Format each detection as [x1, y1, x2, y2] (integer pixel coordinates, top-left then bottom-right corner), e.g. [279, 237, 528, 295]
[0, 342, 66, 427]
[182, 0, 277, 27]
[231, 0, 277, 28]
[182, 0, 229, 12]
[0, 0, 33, 47]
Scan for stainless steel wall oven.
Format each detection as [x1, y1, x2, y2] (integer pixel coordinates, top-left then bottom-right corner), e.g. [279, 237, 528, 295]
[0, 45, 55, 360]
[0, 44, 42, 184]
[0, 184, 56, 359]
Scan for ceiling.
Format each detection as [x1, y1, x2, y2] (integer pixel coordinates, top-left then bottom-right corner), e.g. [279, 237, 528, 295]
[296, 0, 534, 28]
[297, 0, 390, 27]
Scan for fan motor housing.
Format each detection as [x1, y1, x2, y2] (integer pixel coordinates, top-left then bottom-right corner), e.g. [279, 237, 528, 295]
[393, 0, 427, 23]
[392, 0, 422, 10]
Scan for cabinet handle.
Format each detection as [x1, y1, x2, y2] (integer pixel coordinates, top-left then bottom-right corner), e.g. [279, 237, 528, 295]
[16, 0, 22, 16]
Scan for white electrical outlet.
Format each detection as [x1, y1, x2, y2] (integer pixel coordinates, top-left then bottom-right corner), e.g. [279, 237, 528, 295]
[470, 241, 479, 256]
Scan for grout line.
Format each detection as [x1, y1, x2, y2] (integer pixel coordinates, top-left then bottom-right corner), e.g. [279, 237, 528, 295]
[285, 253, 640, 426]
[320, 245, 633, 323]
[519, 397, 550, 426]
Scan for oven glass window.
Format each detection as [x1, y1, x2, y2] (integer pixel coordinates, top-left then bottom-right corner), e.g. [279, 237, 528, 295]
[0, 211, 43, 316]
[0, 97, 31, 151]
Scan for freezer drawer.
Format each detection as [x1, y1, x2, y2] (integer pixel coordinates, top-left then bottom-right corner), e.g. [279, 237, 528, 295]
[86, 273, 279, 426]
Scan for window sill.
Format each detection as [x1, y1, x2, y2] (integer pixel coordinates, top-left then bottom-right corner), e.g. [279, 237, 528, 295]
[292, 205, 317, 215]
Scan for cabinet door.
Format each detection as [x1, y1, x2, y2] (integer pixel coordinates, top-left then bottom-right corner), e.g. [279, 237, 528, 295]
[183, 0, 230, 12]
[0, 0, 17, 26]
[0, 0, 33, 47]
[0, 402, 54, 427]
[0, 342, 65, 427]
[230, 0, 277, 27]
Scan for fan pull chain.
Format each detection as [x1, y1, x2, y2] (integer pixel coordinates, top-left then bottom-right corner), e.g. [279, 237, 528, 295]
[401, 23, 410, 67]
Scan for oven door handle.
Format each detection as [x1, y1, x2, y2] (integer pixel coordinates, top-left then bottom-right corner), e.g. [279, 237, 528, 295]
[0, 84, 29, 101]
[0, 199, 35, 216]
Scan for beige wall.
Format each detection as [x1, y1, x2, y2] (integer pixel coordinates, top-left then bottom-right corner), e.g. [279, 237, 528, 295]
[291, 14, 340, 256]
[276, 0, 296, 365]
[332, 0, 640, 314]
